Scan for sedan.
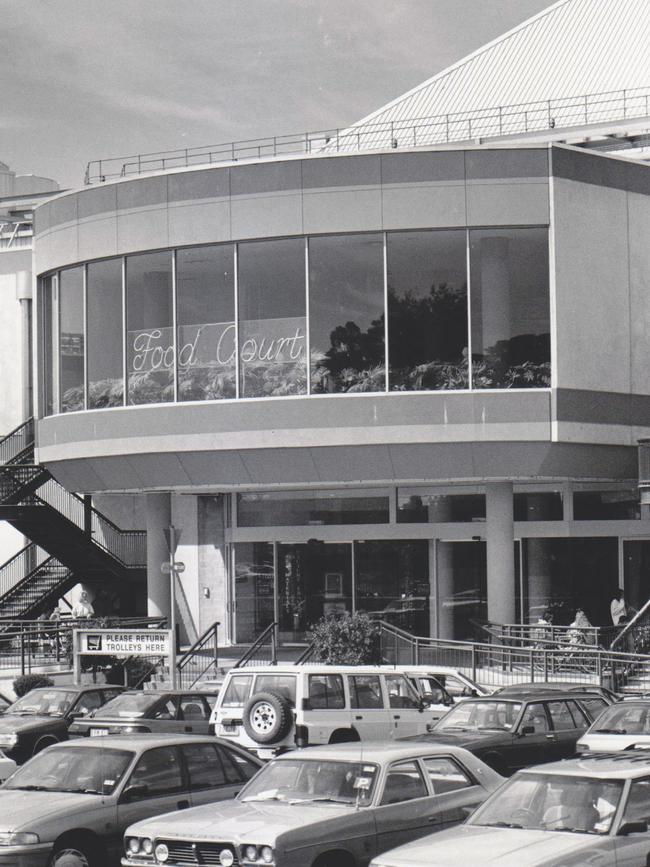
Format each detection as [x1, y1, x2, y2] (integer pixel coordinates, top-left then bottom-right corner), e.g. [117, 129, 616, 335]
[369, 752, 650, 866]
[493, 681, 619, 703]
[0, 685, 123, 763]
[405, 691, 609, 775]
[68, 689, 219, 737]
[121, 742, 503, 867]
[577, 699, 650, 753]
[0, 733, 262, 867]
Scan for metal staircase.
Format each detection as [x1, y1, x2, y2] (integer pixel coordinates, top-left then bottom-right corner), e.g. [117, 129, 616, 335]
[0, 418, 146, 619]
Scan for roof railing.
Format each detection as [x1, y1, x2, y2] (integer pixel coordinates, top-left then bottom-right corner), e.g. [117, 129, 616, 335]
[84, 84, 650, 185]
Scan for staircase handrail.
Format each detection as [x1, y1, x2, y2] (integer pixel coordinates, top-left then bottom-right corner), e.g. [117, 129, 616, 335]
[0, 418, 33, 465]
[610, 599, 650, 650]
[177, 621, 220, 689]
[234, 622, 279, 668]
[0, 544, 49, 599]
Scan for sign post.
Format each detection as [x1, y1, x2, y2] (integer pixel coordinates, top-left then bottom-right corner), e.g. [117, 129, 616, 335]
[162, 525, 185, 689]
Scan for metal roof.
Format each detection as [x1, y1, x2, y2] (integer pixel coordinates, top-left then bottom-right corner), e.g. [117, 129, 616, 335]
[345, 0, 650, 148]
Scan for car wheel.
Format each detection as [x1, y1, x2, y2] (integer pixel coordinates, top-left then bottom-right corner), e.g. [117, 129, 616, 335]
[33, 736, 58, 755]
[49, 846, 92, 867]
[243, 690, 293, 744]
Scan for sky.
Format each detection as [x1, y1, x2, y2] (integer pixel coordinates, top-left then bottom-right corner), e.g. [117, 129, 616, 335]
[1, 0, 551, 190]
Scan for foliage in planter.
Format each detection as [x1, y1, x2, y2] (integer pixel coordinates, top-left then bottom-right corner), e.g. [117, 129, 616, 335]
[13, 673, 54, 697]
[308, 611, 381, 665]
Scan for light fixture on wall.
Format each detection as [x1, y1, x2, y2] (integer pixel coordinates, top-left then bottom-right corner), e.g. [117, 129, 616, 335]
[203, 587, 210, 598]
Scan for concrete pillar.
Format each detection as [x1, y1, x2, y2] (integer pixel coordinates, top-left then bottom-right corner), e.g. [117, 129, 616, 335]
[16, 272, 32, 420]
[486, 482, 515, 624]
[428, 496, 455, 639]
[146, 493, 171, 620]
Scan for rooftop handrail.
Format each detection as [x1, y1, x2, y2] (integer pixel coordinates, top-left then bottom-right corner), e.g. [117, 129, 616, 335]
[84, 84, 650, 185]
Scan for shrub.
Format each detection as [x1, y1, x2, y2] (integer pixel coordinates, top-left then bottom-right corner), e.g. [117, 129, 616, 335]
[13, 673, 54, 697]
[308, 611, 381, 665]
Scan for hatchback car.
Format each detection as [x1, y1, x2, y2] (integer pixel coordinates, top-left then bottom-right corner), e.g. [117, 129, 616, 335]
[0, 685, 123, 763]
[577, 698, 650, 753]
[369, 752, 650, 866]
[121, 742, 503, 867]
[0, 733, 262, 867]
[68, 689, 219, 738]
[407, 691, 609, 775]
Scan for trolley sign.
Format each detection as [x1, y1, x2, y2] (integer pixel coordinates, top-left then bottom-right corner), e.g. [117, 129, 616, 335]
[73, 628, 173, 683]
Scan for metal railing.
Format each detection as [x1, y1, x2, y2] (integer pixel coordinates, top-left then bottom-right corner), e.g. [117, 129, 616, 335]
[177, 621, 220, 689]
[84, 85, 650, 185]
[0, 418, 34, 465]
[0, 544, 49, 600]
[491, 622, 619, 650]
[0, 221, 33, 251]
[611, 598, 650, 654]
[378, 621, 650, 693]
[234, 621, 279, 668]
[0, 465, 48, 503]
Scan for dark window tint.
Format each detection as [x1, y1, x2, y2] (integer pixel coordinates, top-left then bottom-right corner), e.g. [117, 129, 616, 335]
[469, 227, 550, 389]
[128, 746, 184, 798]
[237, 490, 389, 526]
[309, 674, 345, 709]
[422, 757, 473, 794]
[87, 258, 123, 408]
[309, 233, 385, 394]
[182, 743, 228, 790]
[349, 676, 384, 709]
[387, 230, 468, 391]
[622, 779, 650, 825]
[514, 492, 563, 521]
[580, 697, 608, 720]
[398, 490, 485, 523]
[380, 760, 428, 805]
[574, 489, 640, 520]
[180, 696, 208, 721]
[567, 700, 589, 727]
[59, 266, 84, 412]
[219, 746, 259, 783]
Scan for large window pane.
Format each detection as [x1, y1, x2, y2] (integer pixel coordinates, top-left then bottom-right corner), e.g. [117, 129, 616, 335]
[277, 542, 352, 642]
[387, 230, 468, 390]
[355, 540, 430, 636]
[233, 542, 275, 644]
[177, 245, 235, 402]
[126, 251, 173, 405]
[59, 267, 84, 412]
[469, 227, 550, 388]
[40, 275, 56, 416]
[87, 258, 123, 408]
[574, 488, 640, 520]
[237, 238, 306, 398]
[309, 233, 385, 393]
[521, 538, 618, 627]
[513, 491, 563, 521]
[398, 488, 485, 523]
[237, 489, 389, 527]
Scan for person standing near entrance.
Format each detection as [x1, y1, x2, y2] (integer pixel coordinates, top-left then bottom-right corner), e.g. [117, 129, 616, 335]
[611, 589, 627, 626]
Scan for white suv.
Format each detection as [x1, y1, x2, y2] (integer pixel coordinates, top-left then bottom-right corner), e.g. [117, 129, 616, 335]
[210, 664, 449, 758]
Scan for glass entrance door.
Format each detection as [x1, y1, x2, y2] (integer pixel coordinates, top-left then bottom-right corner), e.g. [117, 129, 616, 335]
[232, 542, 275, 645]
[277, 542, 352, 643]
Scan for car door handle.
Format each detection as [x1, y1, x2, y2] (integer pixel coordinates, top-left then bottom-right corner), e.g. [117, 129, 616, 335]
[393, 715, 401, 720]
[177, 800, 190, 810]
[355, 715, 363, 720]
[427, 815, 440, 823]
[545, 734, 555, 740]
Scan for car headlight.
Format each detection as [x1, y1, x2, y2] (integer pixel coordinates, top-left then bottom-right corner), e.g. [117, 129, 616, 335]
[154, 843, 169, 862]
[0, 735, 18, 748]
[126, 838, 141, 855]
[142, 838, 153, 855]
[245, 845, 258, 861]
[220, 850, 235, 867]
[260, 846, 274, 864]
[0, 832, 39, 846]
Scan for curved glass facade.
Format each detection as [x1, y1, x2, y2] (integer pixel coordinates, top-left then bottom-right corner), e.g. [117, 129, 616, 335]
[38, 227, 550, 414]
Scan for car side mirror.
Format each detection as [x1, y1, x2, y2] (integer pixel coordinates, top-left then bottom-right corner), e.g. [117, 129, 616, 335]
[520, 725, 535, 736]
[618, 820, 648, 836]
[68, 709, 87, 720]
[121, 783, 148, 803]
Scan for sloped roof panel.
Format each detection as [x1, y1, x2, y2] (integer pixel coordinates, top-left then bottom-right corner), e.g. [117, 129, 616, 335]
[342, 0, 650, 150]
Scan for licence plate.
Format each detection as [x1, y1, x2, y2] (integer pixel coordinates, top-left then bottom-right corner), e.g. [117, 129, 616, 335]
[221, 725, 238, 734]
[90, 728, 108, 737]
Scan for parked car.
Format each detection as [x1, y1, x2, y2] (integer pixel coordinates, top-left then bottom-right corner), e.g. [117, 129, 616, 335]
[369, 752, 650, 866]
[0, 693, 12, 715]
[0, 732, 262, 867]
[0, 684, 124, 763]
[577, 698, 650, 753]
[385, 665, 487, 702]
[406, 690, 610, 775]
[494, 681, 619, 703]
[211, 665, 444, 758]
[68, 689, 219, 738]
[121, 741, 503, 867]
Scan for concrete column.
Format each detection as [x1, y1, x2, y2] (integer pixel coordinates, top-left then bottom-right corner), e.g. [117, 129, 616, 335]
[16, 272, 32, 420]
[486, 482, 515, 624]
[146, 493, 172, 620]
[436, 542, 456, 640]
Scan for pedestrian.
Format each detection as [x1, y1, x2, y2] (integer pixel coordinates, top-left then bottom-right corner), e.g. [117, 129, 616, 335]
[567, 608, 592, 646]
[611, 588, 627, 626]
[72, 590, 94, 619]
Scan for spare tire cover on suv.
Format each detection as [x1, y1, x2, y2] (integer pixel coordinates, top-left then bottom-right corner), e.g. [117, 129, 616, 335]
[243, 690, 293, 744]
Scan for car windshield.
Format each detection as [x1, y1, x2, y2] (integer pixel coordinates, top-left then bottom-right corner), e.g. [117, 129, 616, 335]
[7, 689, 77, 717]
[240, 758, 378, 806]
[589, 704, 650, 735]
[435, 700, 521, 732]
[3, 746, 134, 795]
[470, 772, 624, 835]
[92, 693, 159, 718]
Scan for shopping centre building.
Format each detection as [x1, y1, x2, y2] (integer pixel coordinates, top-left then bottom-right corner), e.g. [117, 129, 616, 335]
[29, 0, 650, 646]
